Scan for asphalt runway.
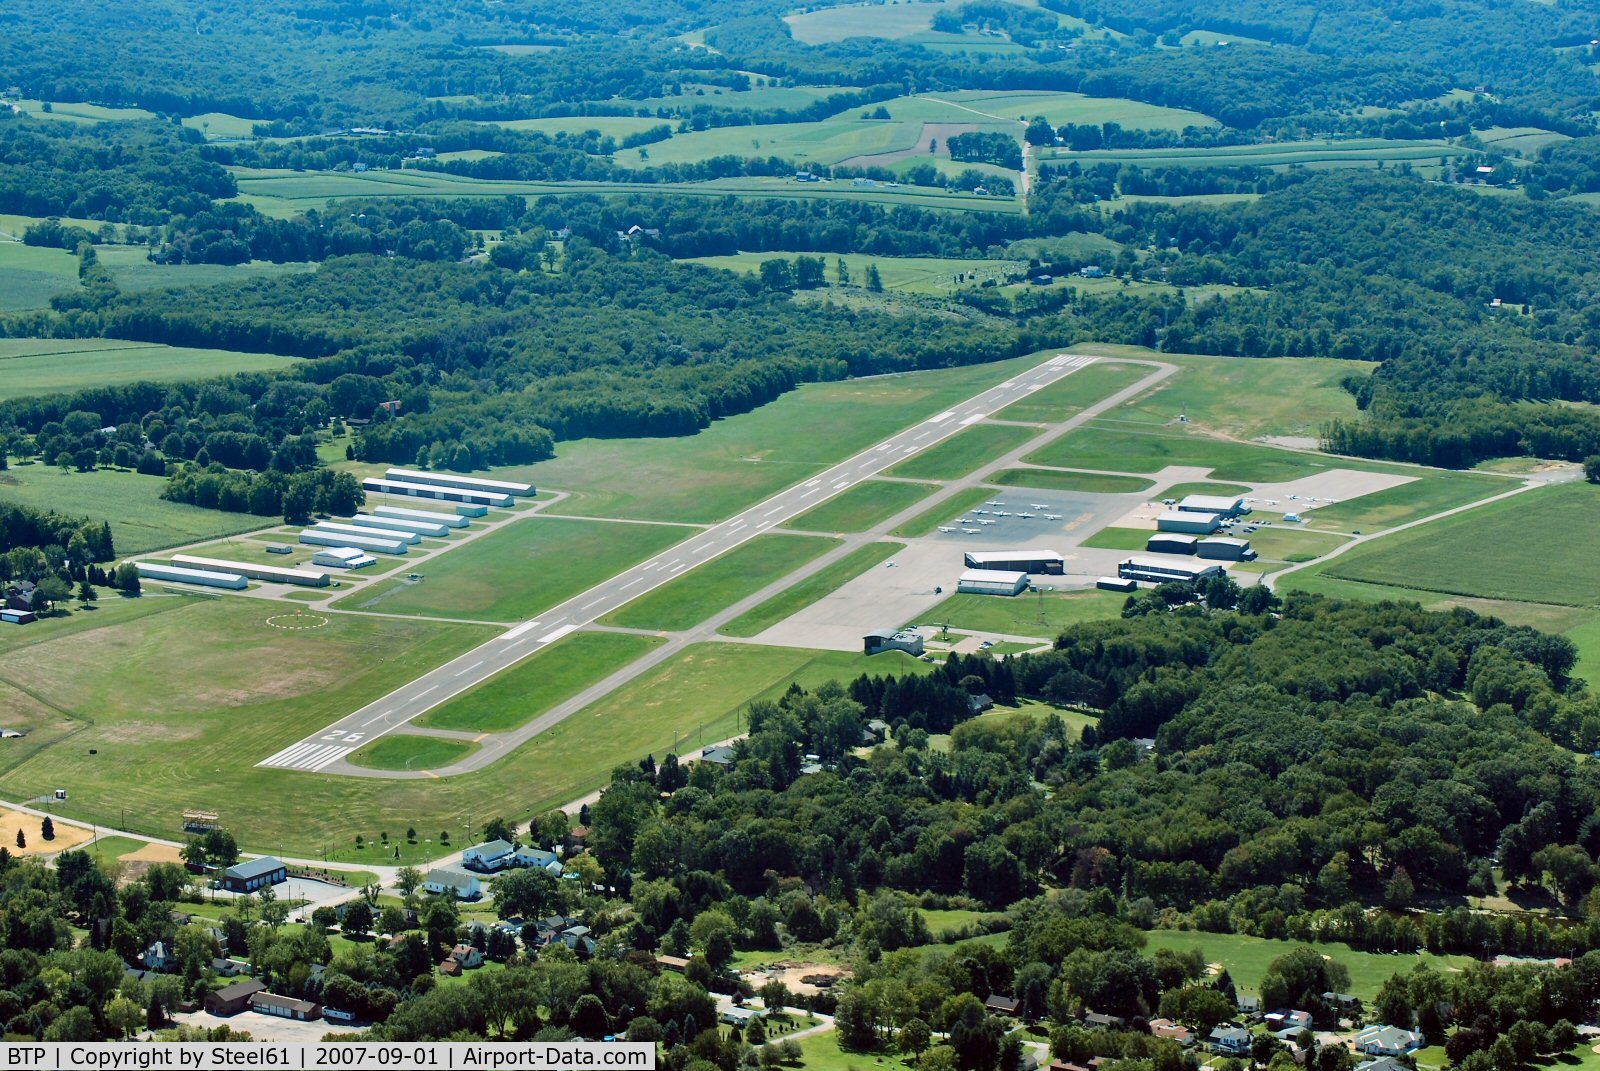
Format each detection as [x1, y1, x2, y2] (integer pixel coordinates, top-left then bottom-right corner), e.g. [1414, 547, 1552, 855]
[258, 354, 1101, 773]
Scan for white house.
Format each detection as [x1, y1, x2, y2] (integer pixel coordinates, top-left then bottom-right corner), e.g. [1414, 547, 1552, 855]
[1357, 1025, 1424, 1057]
[449, 943, 485, 970]
[462, 840, 516, 872]
[422, 867, 482, 900]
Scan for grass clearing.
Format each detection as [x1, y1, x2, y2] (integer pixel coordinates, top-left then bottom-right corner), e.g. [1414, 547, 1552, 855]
[938, 90, 1216, 130]
[95, 246, 314, 293]
[603, 534, 841, 631]
[0, 337, 299, 400]
[10, 99, 157, 123]
[1028, 424, 1333, 481]
[1246, 525, 1351, 563]
[1302, 471, 1511, 532]
[721, 542, 905, 637]
[789, 481, 940, 533]
[1144, 929, 1471, 1002]
[888, 423, 1037, 480]
[0, 465, 275, 555]
[1277, 571, 1596, 636]
[415, 631, 666, 732]
[1064, 345, 1370, 442]
[1321, 483, 1597, 606]
[347, 736, 478, 772]
[989, 468, 1153, 494]
[480, 116, 673, 139]
[0, 241, 81, 311]
[993, 361, 1153, 423]
[1159, 481, 1252, 498]
[512, 353, 1055, 523]
[1082, 526, 1151, 551]
[332, 517, 694, 622]
[892, 487, 996, 537]
[915, 589, 1125, 635]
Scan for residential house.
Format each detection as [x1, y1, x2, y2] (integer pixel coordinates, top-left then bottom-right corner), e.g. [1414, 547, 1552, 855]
[1321, 992, 1360, 1012]
[1266, 1009, 1313, 1033]
[1209, 1026, 1252, 1055]
[141, 941, 172, 972]
[449, 944, 485, 970]
[701, 745, 736, 766]
[1050, 1062, 1091, 1071]
[250, 992, 321, 1021]
[985, 994, 1020, 1016]
[205, 979, 267, 1017]
[1237, 995, 1261, 1017]
[861, 719, 892, 746]
[1148, 1019, 1193, 1045]
[211, 958, 250, 978]
[655, 954, 690, 973]
[559, 923, 596, 955]
[967, 694, 995, 715]
[1356, 1058, 1409, 1071]
[515, 847, 565, 876]
[422, 867, 482, 900]
[462, 839, 517, 872]
[720, 1006, 763, 1027]
[1083, 1012, 1124, 1029]
[440, 959, 462, 977]
[4, 582, 38, 613]
[1356, 1025, 1424, 1057]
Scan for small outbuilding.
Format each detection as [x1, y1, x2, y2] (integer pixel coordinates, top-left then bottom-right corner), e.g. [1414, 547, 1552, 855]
[422, 867, 482, 900]
[204, 979, 266, 1017]
[864, 628, 925, 656]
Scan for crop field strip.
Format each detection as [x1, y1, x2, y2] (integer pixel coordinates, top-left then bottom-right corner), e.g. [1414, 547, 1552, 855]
[1038, 138, 1467, 170]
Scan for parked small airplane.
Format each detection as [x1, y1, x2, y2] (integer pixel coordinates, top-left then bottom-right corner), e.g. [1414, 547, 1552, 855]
[1043, 514, 1062, 520]
[962, 528, 979, 534]
[1030, 503, 1047, 509]
[1019, 512, 1035, 518]
[937, 526, 956, 533]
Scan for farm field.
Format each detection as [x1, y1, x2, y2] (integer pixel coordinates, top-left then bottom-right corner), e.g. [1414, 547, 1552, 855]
[1144, 930, 1471, 1002]
[1277, 571, 1596, 637]
[332, 517, 695, 622]
[95, 245, 314, 292]
[512, 352, 1055, 522]
[1476, 125, 1569, 154]
[481, 116, 673, 138]
[721, 541, 904, 637]
[683, 251, 1022, 294]
[415, 631, 666, 733]
[181, 112, 261, 139]
[935, 90, 1217, 130]
[0, 241, 80, 311]
[229, 167, 1019, 216]
[0, 337, 298, 400]
[625, 84, 853, 112]
[886, 423, 1037, 480]
[602, 534, 841, 631]
[348, 736, 478, 772]
[992, 360, 1153, 423]
[783, 0, 971, 43]
[0, 465, 274, 555]
[1037, 138, 1465, 170]
[8, 99, 157, 123]
[892, 487, 996, 537]
[915, 589, 1125, 635]
[789, 481, 940, 533]
[1320, 483, 1599, 606]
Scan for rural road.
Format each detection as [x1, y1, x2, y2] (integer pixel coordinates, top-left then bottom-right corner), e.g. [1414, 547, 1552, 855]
[260, 353, 1113, 775]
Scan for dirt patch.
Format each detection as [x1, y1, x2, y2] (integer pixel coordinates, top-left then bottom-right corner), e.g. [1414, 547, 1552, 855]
[0, 807, 92, 855]
[840, 122, 987, 168]
[743, 962, 853, 996]
[120, 841, 183, 864]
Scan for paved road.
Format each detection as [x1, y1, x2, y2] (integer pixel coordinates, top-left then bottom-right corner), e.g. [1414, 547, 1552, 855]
[260, 353, 1101, 773]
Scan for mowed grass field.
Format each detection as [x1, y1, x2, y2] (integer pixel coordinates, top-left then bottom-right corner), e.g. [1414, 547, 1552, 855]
[0, 241, 79, 311]
[683, 252, 1022, 294]
[989, 468, 1153, 493]
[93, 245, 314, 293]
[480, 116, 673, 138]
[416, 631, 666, 733]
[1144, 930, 1471, 1002]
[915, 589, 1125, 636]
[888, 423, 1037, 480]
[0, 595, 932, 857]
[1037, 138, 1465, 170]
[348, 736, 478, 772]
[721, 541, 904, 637]
[509, 352, 1058, 523]
[602, 534, 841, 631]
[0, 337, 299, 400]
[993, 361, 1154, 423]
[934, 90, 1216, 130]
[1030, 424, 1349, 482]
[0, 465, 273, 555]
[789, 480, 940, 532]
[1321, 483, 1597, 606]
[332, 517, 694, 622]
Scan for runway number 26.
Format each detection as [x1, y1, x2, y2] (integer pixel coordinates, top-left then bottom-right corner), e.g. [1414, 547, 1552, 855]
[321, 730, 365, 743]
